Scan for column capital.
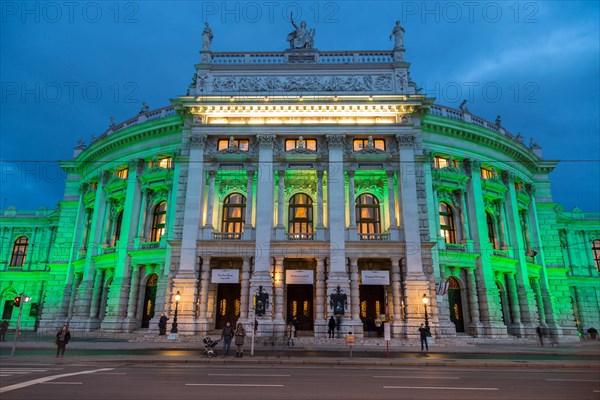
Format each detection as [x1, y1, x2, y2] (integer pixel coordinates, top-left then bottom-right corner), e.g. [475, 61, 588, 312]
[347, 169, 355, 179]
[386, 169, 396, 179]
[395, 134, 416, 147]
[326, 134, 345, 149]
[257, 134, 276, 150]
[188, 134, 207, 149]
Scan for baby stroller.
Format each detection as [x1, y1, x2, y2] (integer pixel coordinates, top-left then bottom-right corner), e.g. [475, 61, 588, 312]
[202, 337, 220, 357]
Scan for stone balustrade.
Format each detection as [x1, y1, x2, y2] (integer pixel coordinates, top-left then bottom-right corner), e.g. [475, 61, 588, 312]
[208, 50, 394, 65]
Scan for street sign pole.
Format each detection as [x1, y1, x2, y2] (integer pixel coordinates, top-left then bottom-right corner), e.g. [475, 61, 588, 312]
[11, 294, 26, 357]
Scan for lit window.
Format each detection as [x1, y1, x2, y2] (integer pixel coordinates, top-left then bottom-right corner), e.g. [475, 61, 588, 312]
[218, 138, 249, 151]
[514, 182, 523, 191]
[480, 167, 494, 179]
[439, 202, 457, 244]
[285, 138, 317, 151]
[356, 194, 381, 234]
[434, 156, 449, 169]
[354, 138, 385, 151]
[222, 193, 246, 233]
[150, 157, 172, 169]
[592, 239, 600, 272]
[288, 193, 313, 235]
[150, 202, 167, 242]
[10, 236, 28, 266]
[90, 182, 98, 190]
[116, 167, 128, 179]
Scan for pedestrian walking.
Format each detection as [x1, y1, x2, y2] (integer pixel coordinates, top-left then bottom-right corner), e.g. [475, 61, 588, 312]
[0, 320, 8, 341]
[234, 323, 246, 358]
[287, 322, 295, 347]
[328, 316, 336, 339]
[221, 322, 234, 356]
[55, 324, 71, 358]
[418, 323, 429, 352]
[158, 313, 168, 336]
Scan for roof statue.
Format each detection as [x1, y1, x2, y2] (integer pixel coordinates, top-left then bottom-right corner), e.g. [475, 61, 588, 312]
[390, 20, 405, 50]
[459, 99, 469, 113]
[286, 14, 315, 49]
[202, 22, 214, 51]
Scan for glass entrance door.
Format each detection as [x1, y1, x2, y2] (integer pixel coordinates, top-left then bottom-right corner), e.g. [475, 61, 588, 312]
[216, 284, 241, 329]
[287, 284, 314, 331]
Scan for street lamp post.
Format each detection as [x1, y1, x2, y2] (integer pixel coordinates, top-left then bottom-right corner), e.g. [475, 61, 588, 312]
[11, 293, 31, 357]
[422, 293, 429, 328]
[170, 291, 181, 335]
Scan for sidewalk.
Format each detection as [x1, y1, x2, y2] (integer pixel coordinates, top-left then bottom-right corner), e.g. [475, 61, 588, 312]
[1, 337, 599, 369]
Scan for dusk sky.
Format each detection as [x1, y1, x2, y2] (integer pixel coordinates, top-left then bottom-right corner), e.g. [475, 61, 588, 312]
[1, 1, 599, 212]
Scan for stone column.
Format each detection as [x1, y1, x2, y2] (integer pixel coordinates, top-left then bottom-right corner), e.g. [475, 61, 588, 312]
[88, 269, 104, 319]
[502, 172, 534, 334]
[315, 169, 325, 241]
[391, 258, 402, 336]
[466, 267, 482, 335]
[126, 266, 140, 319]
[244, 170, 254, 230]
[315, 258, 326, 321]
[506, 273, 522, 333]
[460, 190, 472, 241]
[240, 257, 250, 320]
[386, 170, 397, 228]
[273, 257, 285, 324]
[348, 170, 356, 228]
[349, 258, 360, 324]
[198, 257, 211, 321]
[275, 169, 286, 240]
[464, 158, 506, 336]
[204, 170, 216, 230]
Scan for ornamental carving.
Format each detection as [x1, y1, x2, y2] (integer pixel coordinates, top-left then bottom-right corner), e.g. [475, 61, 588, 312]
[326, 134, 345, 149]
[257, 135, 276, 150]
[210, 74, 393, 93]
[396, 134, 416, 147]
[188, 134, 207, 149]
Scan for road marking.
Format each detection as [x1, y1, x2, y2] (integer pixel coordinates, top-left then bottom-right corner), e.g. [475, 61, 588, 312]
[384, 386, 498, 391]
[97, 373, 127, 375]
[187, 384, 284, 387]
[0, 368, 114, 394]
[546, 379, 598, 382]
[208, 374, 291, 377]
[374, 376, 459, 379]
[42, 382, 83, 385]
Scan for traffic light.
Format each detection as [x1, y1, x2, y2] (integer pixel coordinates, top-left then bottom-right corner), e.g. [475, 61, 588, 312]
[14, 296, 21, 307]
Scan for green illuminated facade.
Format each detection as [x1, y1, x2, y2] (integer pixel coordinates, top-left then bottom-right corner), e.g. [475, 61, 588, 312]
[1, 25, 599, 342]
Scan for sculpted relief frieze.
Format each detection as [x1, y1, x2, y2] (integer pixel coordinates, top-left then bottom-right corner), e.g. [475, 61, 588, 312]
[209, 74, 393, 93]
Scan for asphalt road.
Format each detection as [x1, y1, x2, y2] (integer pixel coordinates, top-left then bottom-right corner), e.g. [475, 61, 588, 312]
[1, 362, 599, 400]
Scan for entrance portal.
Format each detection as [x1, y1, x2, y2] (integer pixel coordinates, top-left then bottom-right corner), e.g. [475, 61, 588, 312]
[141, 274, 158, 328]
[216, 284, 241, 329]
[287, 284, 313, 331]
[447, 278, 465, 332]
[359, 285, 385, 333]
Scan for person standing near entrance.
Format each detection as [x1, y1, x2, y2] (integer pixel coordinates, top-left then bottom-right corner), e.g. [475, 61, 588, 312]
[374, 317, 382, 338]
[328, 316, 336, 338]
[234, 323, 246, 357]
[418, 323, 429, 352]
[158, 313, 168, 336]
[287, 322, 295, 347]
[221, 322, 234, 357]
[55, 324, 71, 358]
[292, 315, 300, 337]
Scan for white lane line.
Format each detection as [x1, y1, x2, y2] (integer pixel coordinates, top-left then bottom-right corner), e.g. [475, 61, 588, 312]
[0, 371, 37, 374]
[42, 382, 83, 385]
[0, 368, 114, 394]
[97, 373, 127, 375]
[187, 384, 284, 387]
[546, 379, 598, 382]
[208, 374, 290, 377]
[374, 376, 459, 379]
[593, 390, 600, 393]
[384, 386, 498, 391]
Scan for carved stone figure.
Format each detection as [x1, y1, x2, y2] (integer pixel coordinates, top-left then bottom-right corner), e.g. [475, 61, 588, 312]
[139, 102, 149, 114]
[255, 285, 269, 317]
[459, 99, 469, 112]
[202, 22, 213, 51]
[287, 15, 315, 49]
[389, 20, 405, 50]
[109, 117, 116, 128]
[329, 286, 348, 315]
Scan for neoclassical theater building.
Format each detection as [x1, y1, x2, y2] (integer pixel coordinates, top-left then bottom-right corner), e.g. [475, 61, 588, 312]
[1, 22, 599, 343]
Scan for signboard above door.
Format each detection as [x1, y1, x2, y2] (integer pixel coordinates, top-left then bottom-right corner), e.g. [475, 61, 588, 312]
[361, 270, 390, 285]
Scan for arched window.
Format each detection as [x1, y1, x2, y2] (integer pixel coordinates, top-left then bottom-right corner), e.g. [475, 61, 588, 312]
[150, 202, 167, 242]
[10, 236, 29, 266]
[112, 211, 123, 246]
[288, 193, 313, 234]
[486, 212, 499, 249]
[593, 239, 600, 272]
[222, 194, 246, 233]
[356, 194, 380, 234]
[439, 202, 456, 244]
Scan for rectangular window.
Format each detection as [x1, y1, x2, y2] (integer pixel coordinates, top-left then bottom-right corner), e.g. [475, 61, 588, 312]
[116, 167, 128, 179]
[353, 138, 385, 151]
[150, 156, 172, 169]
[285, 139, 317, 151]
[514, 182, 523, 191]
[480, 167, 494, 179]
[434, 156, 449, 169]
[218, 139, 249, 151]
